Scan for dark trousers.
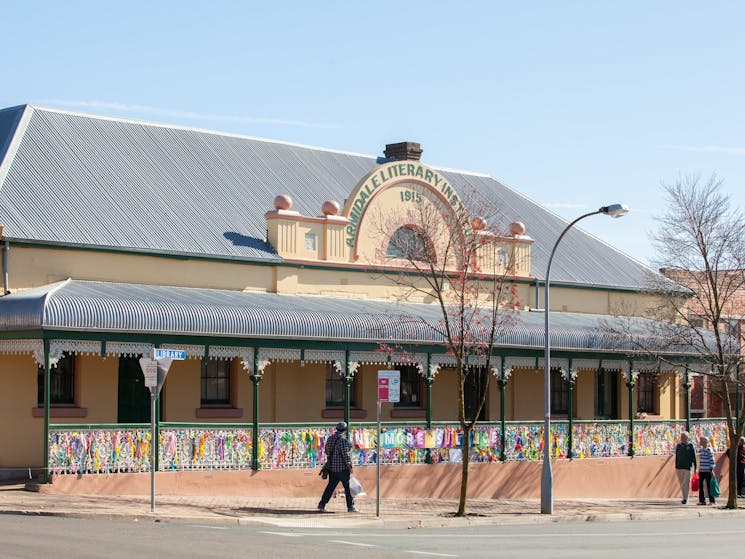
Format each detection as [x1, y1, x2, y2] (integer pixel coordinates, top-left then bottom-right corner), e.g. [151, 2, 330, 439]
[738, 463, 745, 495]
[699, 470, 715, 503]
[319, 470, 353, 509]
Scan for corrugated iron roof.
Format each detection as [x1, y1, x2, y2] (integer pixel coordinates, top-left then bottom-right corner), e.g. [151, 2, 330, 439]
[0, 104, 659, 288]
[0, 279, 691, 353]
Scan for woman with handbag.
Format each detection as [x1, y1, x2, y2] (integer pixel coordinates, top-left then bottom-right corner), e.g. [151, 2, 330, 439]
[697, 436, 716, 505]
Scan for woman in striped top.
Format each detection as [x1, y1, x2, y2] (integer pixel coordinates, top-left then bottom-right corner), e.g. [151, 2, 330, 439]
[698, 436, 716, 505]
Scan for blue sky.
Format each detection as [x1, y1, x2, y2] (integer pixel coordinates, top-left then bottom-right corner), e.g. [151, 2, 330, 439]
[2, 1, 743, 265]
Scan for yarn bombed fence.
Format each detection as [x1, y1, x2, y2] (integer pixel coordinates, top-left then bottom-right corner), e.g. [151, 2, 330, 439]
[47, 419, 729, 474]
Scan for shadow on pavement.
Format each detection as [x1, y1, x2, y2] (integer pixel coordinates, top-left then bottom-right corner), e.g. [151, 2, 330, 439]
[237, 507, 321, 515]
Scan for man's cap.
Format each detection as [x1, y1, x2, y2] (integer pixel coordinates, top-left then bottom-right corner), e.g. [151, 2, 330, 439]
[336, 421, 348, 432]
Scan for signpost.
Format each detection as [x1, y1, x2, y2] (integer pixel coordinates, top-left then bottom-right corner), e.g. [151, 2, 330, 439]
[376, 370, 400, 517]
[139, 349, 185, 513]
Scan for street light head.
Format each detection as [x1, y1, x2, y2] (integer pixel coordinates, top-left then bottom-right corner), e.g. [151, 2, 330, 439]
[599, 203, 629, 218]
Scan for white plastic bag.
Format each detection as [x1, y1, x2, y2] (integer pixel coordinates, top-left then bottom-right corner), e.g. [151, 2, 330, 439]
[349, 474, 366, 498]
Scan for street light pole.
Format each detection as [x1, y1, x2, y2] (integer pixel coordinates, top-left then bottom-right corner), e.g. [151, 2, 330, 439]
[541, 204, 628, 515]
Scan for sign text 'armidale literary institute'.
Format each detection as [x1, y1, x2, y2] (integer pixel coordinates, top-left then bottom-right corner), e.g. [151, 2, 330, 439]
[344, 162, 466, 247]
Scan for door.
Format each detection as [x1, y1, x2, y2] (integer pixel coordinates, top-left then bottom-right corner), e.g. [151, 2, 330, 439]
[117, 356, 151, 423]
[464, 366, 488, 421]
[596, 368, 618, 419]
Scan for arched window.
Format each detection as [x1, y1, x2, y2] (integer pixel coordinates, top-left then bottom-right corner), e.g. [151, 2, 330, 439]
[386, 226, 433, 262]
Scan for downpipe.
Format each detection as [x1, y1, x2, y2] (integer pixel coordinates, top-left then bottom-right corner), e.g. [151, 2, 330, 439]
[2, 237, 9, 295]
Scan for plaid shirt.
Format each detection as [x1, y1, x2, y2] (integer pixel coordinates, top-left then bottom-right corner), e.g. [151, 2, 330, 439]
[325, 432, 352, 472]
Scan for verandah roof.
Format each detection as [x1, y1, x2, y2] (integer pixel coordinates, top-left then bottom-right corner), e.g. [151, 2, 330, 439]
[0, 279, 694, 356]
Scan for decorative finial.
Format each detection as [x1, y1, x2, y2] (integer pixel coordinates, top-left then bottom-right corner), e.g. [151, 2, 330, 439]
[471, 216, 487, 231]
[322, 200, 340, 216]
[509, 221, 526, 236]
[273, 194, 292, 211]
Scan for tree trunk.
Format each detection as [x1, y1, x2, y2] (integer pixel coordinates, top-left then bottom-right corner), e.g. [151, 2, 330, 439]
[457, 425, 470, 516]
[726, 434, 738, 509]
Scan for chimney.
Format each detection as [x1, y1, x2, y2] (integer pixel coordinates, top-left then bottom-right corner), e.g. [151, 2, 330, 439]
[384, 141, 423, 161]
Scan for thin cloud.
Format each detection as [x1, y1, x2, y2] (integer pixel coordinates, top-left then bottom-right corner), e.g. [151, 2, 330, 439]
[658, 144, 745, 156]
[35, 99, 343, 130]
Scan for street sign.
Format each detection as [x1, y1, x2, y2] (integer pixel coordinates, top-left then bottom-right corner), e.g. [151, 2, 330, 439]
[139, 358, 158, 388]
[377, 370, 400, 403]
[138, 353, 180, 514]
[376, 369, 401, 518]
[153, 348, 186, 360]
[140, 357, 173, 394]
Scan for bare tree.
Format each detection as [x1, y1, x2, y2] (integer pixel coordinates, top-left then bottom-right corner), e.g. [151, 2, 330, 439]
[638, 174, 745, 509]
[370, 188, 520, 516]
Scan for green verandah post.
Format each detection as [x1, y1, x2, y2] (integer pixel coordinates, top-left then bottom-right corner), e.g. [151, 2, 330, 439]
[567, 359, 573, 459]
[345, 349, 352, 441]
[344, 350, 351, 438]
[251, 349, 262, 470]
[627, 361, 635, 457]
[684, 366, 691, 433]
[425, 353, 433, 464]
[499, 355, 507, 462]
[43, 338, 51, 483]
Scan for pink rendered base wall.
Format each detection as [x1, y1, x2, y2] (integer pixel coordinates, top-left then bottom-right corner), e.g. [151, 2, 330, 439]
[39, 454, 730, 500]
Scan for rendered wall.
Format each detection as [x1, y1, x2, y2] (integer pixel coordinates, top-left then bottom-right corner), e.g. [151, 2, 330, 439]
[549, 286, 609, 313]
[8, 246, 665, 317]
[8, 246, 275, 293]
[510, 369, 543, 420]
[159, 358, 255, 422]
[77, 355, 117, 423]
[259, 363, 277, 422]
[0, 355, 40, 467]
[658, 372, 675, 418]
[575, 370, 595, 419]
[504, 378, 515, 419]
[487, 371, 501, 421]
[431, 368, 459, 421]
[162, 359, 200, 421]
[272, 362, 325, 423]
[619, 374, 630, 419]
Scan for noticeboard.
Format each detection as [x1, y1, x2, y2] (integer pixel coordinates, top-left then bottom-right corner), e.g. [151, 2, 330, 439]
[377, 370, 401, 403]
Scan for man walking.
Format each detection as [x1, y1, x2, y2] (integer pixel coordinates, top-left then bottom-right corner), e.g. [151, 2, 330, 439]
[674, 431, 696, 504]
[318, 421, 359, 513]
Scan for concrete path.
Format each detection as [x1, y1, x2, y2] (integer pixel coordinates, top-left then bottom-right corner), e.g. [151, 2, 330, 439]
[1, 481, 743, 529]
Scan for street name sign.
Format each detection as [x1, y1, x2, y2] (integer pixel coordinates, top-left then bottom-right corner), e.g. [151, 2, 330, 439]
[153, 348, 186, 360]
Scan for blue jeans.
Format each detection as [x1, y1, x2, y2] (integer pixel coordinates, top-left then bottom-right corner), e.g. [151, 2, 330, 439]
[319, 470, 354, 509]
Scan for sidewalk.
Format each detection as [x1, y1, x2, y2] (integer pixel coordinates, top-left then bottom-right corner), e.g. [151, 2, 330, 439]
[1, 482, 743, 529]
